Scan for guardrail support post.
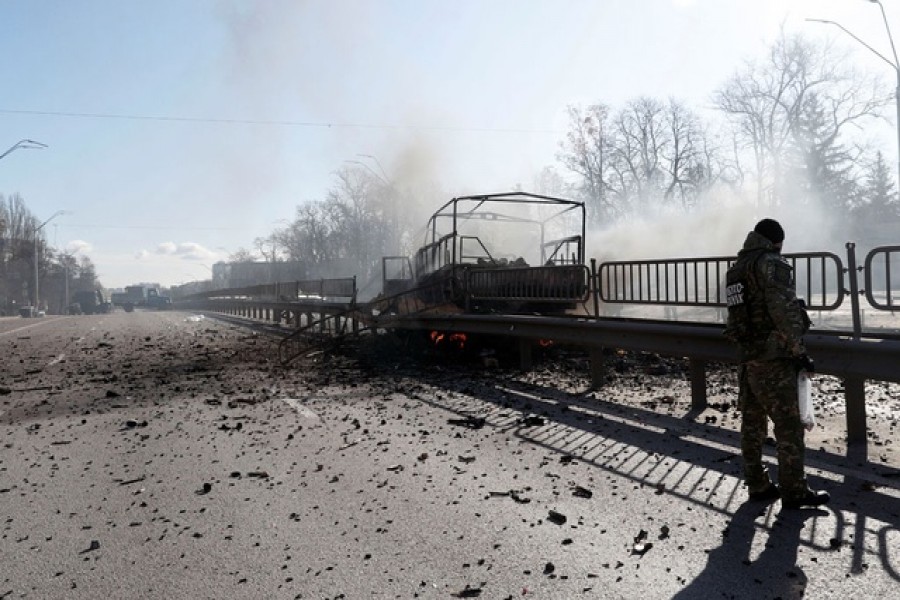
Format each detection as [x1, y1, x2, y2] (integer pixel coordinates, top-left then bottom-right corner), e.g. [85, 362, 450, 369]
[519, 339, 533, 371]
[846, 243, 863, 340]
[689, 358, 708, 411]
[844, 375, 867, 451]
[589, 348, 605, 389]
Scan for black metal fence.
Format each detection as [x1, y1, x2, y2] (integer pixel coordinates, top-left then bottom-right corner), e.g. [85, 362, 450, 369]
[596, 251, 845, 311]
[864, 245, 899, 311]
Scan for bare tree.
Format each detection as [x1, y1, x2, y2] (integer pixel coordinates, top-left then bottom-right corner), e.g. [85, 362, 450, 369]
[560, 99, 726, 219]
[713, 29, 891, 209]
[253, 233, 281, 263]
[75, 256, 98, 291]
[228, 247, 257, 263]
[609, 97, 667, 213]
[557, 104, 616, 224]
[0, 194, 42, 311]
[660, 98, 727, 209]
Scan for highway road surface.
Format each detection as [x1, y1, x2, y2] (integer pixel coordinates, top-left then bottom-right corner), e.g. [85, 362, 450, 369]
[1, 310, 898, 599]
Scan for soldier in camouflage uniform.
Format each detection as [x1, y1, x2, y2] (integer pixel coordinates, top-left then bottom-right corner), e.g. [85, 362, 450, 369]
[724, 219, 829, 508]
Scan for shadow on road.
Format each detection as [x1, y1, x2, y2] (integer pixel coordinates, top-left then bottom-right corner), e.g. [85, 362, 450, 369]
[406, 364, 900, 588]
[672, 503, 821, 599]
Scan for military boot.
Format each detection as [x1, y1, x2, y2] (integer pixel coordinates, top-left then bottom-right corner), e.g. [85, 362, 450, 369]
[747, 483, 780, 502]
[782, 488, 830, 509]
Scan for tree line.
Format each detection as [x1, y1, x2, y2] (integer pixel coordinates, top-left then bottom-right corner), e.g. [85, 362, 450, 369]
[556, 31, 899, 226]
[0, 193, 98, 315]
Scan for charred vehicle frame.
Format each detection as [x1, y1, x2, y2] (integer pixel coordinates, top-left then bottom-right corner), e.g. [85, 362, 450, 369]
[381, 192, 590, 315]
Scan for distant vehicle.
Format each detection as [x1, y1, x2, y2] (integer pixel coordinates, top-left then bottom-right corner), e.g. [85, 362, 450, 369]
[111, 285, 171, 312]
[71, 290, 110, 315]
[146, 288, 172, 310]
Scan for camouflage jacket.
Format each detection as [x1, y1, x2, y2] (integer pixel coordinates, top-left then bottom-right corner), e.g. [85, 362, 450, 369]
[724, 231, 810, 363]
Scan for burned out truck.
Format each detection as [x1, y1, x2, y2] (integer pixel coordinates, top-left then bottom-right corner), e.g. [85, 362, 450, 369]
[381, 192, 590, 315]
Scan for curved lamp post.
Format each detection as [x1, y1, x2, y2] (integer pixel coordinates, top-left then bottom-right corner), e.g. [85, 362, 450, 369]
[807, 1, 900, 187]
[0, 139, 48, 162]
[344, 155, 392, 187]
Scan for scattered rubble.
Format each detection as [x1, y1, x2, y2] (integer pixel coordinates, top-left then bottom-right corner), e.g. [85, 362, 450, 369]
[1, 314, 896, 598]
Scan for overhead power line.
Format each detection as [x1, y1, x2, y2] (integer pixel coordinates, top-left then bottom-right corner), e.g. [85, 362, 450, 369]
[66, 223, 246, 231]
[0, 108, 559, 135]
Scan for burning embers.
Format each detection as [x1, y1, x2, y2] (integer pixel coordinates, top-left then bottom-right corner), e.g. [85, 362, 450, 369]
[430, 330, 468, 351]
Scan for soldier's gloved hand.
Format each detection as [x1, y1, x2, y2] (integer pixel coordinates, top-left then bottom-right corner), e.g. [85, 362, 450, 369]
[796, 353, 815, 373]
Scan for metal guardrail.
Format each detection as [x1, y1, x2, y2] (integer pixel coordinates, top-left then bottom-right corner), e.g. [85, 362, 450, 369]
[375, 312, 899, 382]
[177, 277, 357, 302]
[864, 245, 899, 311]
[295, 277, 357, 300]
[596, 251, 845, 311]
[375, 312, 900, 447]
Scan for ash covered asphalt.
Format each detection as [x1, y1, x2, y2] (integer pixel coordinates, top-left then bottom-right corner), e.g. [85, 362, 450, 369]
[0, 310, 898, 599]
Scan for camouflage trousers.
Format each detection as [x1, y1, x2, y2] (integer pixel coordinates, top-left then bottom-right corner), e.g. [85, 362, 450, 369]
[739, 358, 807, 498]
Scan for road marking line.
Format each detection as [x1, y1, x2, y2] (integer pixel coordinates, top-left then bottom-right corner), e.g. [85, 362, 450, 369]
[0, 317, 67, 337]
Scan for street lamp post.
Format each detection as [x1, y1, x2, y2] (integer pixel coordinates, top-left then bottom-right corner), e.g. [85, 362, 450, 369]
[344, 159, 391, 187]
[32, 210, 68, 312]
[357, 153, 391, 184]
[0, 139, 48, 162]
[807, 1, 900, 188]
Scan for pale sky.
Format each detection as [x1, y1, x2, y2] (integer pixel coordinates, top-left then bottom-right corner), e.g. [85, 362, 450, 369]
[1, 0, 896, 288]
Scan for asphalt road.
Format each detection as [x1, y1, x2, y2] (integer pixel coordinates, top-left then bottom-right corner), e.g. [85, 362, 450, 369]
[1, 310, 898, 599]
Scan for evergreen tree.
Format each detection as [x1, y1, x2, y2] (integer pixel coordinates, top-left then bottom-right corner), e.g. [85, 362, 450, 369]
[855, 151, 899, 221]
[788, 91, 860, 216]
